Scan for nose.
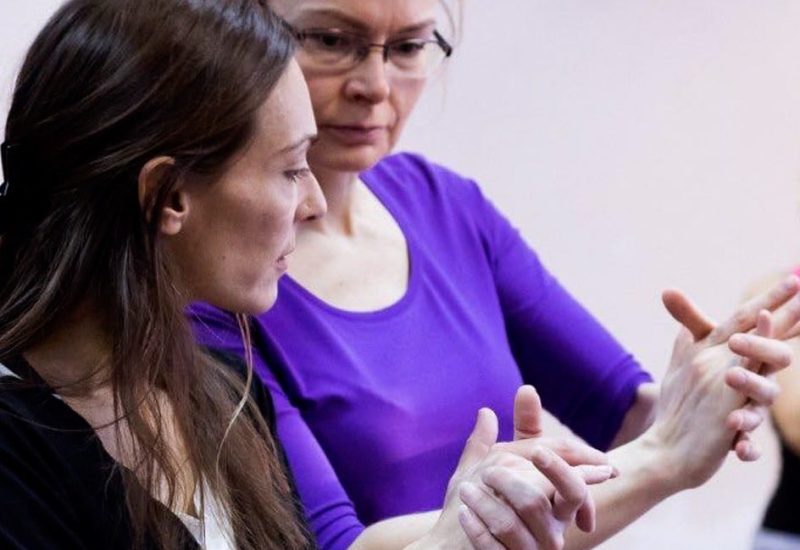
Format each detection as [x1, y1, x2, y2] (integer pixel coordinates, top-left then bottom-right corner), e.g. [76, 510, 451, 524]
[343, 51, 391, 104]
[295, 170, 327, 222]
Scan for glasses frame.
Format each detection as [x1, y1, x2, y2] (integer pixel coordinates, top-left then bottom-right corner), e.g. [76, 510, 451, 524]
[288, 25, 454, 76]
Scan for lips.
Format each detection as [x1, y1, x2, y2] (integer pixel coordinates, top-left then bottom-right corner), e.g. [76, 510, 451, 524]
[320, 124, 386, 146]
[276, 243, 295, 271]
[279, 244, 295, 261]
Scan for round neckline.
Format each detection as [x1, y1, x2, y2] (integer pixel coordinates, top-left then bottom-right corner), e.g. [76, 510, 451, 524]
[281, 170, 422, 321]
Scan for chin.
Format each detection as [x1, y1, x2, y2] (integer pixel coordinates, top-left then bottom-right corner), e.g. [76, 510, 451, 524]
[244, 287, 279, 315]
[310, 143, 389, 174]
[215, 284, 279, 316]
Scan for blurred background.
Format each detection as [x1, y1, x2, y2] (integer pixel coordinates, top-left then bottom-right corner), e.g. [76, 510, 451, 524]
[4, 1, 800, 548]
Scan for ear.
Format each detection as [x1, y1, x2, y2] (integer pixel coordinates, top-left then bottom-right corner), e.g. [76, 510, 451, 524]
[137, 156, 190, 236]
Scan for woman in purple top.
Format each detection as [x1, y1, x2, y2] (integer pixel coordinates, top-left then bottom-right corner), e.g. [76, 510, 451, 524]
[191, 0, 797, 548]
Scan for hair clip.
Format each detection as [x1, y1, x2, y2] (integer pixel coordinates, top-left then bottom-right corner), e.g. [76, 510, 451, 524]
[0, 142, 17, 198]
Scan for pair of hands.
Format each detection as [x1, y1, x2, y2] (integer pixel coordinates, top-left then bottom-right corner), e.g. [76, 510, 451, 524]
[433, 275, 800, 550]
[451, 387, 612, 550]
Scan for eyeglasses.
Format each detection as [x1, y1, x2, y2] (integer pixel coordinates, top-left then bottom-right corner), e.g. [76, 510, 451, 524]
[290, 27, 453, 79]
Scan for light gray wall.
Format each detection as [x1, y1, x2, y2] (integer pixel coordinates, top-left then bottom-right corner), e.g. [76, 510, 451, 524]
[3, 1, 800, 548]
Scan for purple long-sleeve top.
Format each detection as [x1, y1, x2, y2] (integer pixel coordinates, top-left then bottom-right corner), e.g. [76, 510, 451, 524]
[191, 152, 652, 550]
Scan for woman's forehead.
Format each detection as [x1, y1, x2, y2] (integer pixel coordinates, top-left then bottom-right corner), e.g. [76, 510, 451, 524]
[273, 0, 439, 34]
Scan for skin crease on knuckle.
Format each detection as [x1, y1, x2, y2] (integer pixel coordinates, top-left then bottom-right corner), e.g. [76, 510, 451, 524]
[517, 489, 551, 520]
[733, 308, 753, 331]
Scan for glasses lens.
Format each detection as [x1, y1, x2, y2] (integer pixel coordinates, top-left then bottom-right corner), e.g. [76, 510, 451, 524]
[298, 30, 358, 70]
[388, 40, 446, 78]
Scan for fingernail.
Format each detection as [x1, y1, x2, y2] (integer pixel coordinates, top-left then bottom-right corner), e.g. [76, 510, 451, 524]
[595, 465, 614, 478]
[784, 275, 798, 291]
[731, 369, 747, 385]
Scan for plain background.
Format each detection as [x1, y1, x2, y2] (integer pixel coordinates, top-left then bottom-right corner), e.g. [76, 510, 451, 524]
[3, 1, 800, 548]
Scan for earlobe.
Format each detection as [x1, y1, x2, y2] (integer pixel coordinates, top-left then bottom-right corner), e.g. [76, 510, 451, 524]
[137, 156, 189, 235]
[159, 189, 190, 236]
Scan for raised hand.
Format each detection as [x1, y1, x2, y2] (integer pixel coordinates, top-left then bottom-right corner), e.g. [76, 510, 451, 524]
[643, 285, 797, 490]
[661, 275, 800, 460]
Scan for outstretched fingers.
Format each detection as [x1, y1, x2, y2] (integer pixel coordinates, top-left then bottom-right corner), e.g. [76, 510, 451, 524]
[768, 294, 800, 341]
[709, 275, 799, 345]
[724, 366, 781, 408]
[661, 289, 716, 341]
[728, 335, 792, 374]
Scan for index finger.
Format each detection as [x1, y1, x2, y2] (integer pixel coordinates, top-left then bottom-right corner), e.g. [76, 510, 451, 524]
[768, 296, 800, 341]
[530, 447, 590, 523]
[708, 275, 799, 345]
[494, 436, 609, 467]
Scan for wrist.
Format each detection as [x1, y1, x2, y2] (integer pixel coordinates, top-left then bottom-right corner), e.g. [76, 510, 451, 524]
[408, 507, 471, 550]
[613, 431, 685, 499]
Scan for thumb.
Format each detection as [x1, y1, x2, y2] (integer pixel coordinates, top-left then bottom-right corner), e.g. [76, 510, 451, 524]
[513, 385, 543, 441]
[456, 408, 498, 472]
[662, 288, 716, 341]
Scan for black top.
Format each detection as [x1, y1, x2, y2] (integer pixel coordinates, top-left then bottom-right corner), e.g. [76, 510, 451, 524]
[0, 353, 313, 549]
[762, 432, 800, 535]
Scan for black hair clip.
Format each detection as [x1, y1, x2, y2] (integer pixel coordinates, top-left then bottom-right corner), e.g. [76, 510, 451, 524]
[0, 142, 14, 198]
[0, 142, 21, 233]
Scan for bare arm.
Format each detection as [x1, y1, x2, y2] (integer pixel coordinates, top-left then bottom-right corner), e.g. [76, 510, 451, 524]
[609, 383, 659, 448]
[348, 512, 440, 550]
[563, 436, 677, 549]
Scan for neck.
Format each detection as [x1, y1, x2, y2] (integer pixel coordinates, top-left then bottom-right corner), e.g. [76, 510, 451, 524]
[24, 302, 112, 396]
[307, 165, 361, 235]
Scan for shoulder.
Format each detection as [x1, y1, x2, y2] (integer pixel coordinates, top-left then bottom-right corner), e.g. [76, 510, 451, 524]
[364, 151, 489, 215]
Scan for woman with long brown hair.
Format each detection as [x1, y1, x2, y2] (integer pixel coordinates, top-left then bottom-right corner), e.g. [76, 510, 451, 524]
[0, 0, 325, 547]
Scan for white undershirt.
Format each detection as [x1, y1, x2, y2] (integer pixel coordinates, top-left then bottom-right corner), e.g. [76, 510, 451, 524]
[175, 481, 236, 549]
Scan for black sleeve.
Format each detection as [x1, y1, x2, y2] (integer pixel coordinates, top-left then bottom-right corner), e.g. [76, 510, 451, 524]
[0, 404, 90, 550]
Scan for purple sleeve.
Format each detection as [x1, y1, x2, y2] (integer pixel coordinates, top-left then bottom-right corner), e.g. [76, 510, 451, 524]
[467, 184, 653, 450]
[190, 304, 365, 550]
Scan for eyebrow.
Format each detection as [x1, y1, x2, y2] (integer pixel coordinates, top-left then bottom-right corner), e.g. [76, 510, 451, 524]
[296, 8, 436, 35]
[278, 133, 318, 155]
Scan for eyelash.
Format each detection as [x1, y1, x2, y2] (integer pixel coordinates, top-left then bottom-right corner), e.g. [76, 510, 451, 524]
[285, 167, 311, 183]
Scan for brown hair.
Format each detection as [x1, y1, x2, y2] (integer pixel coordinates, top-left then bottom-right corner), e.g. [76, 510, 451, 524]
[1, 0, 309, 548]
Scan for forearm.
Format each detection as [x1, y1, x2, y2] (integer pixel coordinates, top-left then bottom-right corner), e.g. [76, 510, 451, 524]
[609, 382, 659, 448]
[564, 435, 679, 550]
[348, 510, 450, 550]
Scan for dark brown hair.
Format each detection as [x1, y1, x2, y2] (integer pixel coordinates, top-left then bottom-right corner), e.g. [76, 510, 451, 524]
[0, 0, 309, 548]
